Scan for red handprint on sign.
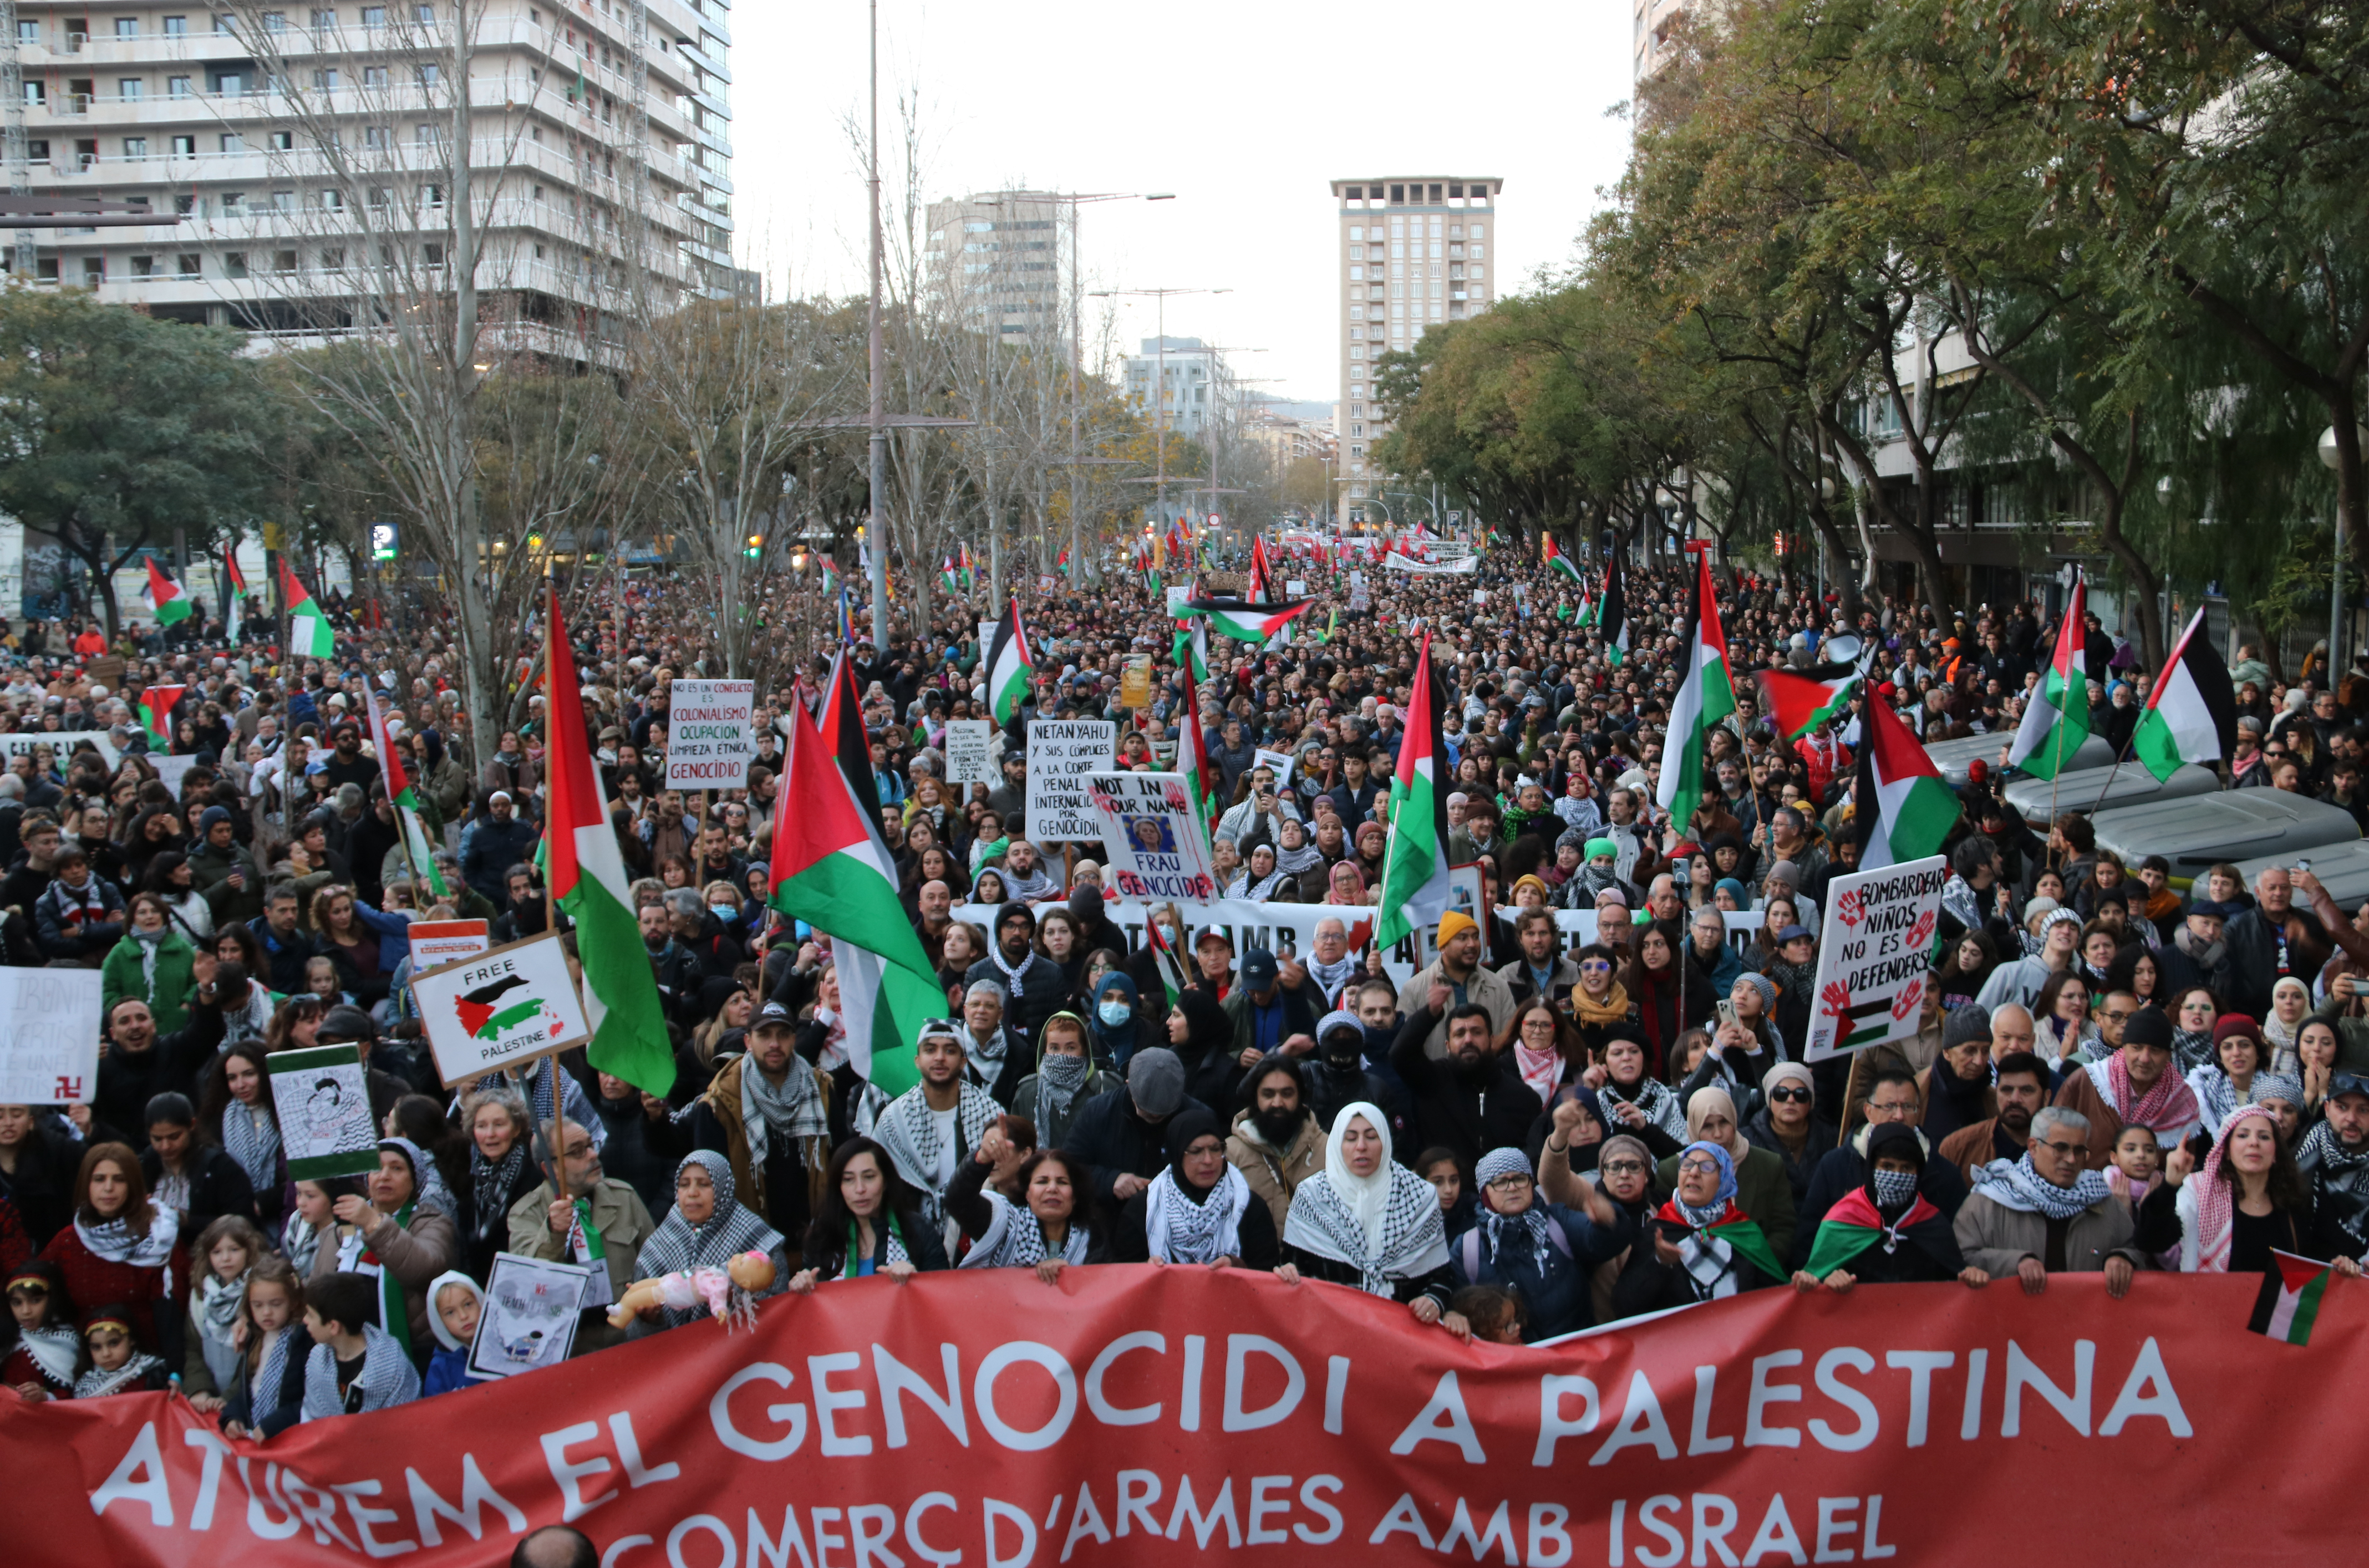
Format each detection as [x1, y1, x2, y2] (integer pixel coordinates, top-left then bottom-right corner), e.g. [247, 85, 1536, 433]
[1907, 909, 1936, 950]
[1821, 980, 1853, 1021]
[1835, 889, 1865, 928]
[1892, 977, 1924, 1021]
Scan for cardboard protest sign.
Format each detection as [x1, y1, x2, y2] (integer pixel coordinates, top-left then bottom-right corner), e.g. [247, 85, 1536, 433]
[1087, 772, 1219, 905]
[410, 931, 592, 1087]
[0, 970, 101, 1106]
[407, 918, 491, 973]
[268, 1045, 383, 1180]
[1801, 855, 1948, 1063]
[468, 1253, 594, 1380]
[942, 719, 996, 787]
[664, 679, 756, 789]
[1024, 719, 1115, 844]
[1119, 654, 1153, 707]
[1254, 746, 1297, 788]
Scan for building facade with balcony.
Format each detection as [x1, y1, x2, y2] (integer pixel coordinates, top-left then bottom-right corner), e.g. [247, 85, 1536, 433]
[923, 189, 1066, 344]
[5, 0, 735, 329]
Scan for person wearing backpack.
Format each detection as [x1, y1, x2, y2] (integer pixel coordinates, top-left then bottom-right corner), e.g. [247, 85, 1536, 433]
[1446, 1120, 1635, 1342]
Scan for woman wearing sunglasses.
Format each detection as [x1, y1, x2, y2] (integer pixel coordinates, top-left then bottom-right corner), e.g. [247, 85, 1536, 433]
[1743, 1062, 1835, 1210]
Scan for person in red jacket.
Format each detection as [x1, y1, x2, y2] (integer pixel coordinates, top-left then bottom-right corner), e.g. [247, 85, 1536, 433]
[37, 1142, 183, 1353]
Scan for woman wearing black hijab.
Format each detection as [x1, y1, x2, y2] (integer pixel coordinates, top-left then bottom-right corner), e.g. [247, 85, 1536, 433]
[1167, 988, 1243, 1112]
[1114, 1108, 1278, 1269]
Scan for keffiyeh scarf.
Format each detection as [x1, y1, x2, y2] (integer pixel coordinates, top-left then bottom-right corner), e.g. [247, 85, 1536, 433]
[955, 1190, 1092, 1270]
[75, 1352, 166, 1400]
[11, 1325, 79, 1391]
[1282, 1164, 1447, 1297]
[1031, 1052, 1094, 1128]
[738, 1052, 829, 1185]
[2088, 1055, 2201, 1142]
[1599, 1077, 1686, 1142]
[872, 1082, 999, 1207]
[75, 1206, 179, 1297]
[195, 1270, 250, 1389]
[1972, 1153, 2109, 1221]
[1308, 952, 1364, 1006]
[2300, 1119, 2369, 1179]
[961, 1025, 1011, 1085]
[1144, 1164, 1251, 1265]
[1275, 839, 1325, 878]
[637, 1153, 786, 1325]
[1228, 870, 1287, 901]
[470, 1144, 528, 1245]
[2193, 1106, 2281, 1274]
[299, 1325, 419, 1419]
[220, 1101, 280, 1195]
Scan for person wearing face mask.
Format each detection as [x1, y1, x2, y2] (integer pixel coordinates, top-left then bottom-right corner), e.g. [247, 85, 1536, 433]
[1011, 1013, 1121, 1150]
[1084, 970, 1155, 1068]
[1306, 1011, 1409, 1141]
[1793, 1123, 1972, 1289]
[1227, 1054, 1325, 1231]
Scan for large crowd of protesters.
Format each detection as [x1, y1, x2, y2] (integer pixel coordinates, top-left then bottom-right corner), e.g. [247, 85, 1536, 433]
[6, 537, 2369, 1432]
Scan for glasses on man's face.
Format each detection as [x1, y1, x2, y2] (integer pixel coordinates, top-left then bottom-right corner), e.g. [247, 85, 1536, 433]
[1868, 1099, 1918, 1120]
[2033, 1139, 2086, 1160]
[2102, 1009, 2136, 1025]
[1677, 1157, 1723, 1177]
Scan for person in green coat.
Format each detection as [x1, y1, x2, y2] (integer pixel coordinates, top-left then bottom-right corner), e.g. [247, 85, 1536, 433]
[102, 893, 202, 1035]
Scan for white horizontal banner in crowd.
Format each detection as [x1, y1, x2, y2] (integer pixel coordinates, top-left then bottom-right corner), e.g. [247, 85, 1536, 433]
[1379, 553, 1478, 574]
[0, 730, 119, 768]
[949, 897, 1766, 991]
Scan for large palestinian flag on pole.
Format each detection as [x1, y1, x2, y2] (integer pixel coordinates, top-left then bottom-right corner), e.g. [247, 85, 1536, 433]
[983, 598, 1033, 726]
[1180, 598, 1315, 645]
[280, 559, 337, 658]
[1755, 666, 1862, 740]
[1542, 534, 1584, 583]
[770, 670, 939, 1099]
[2007, 571, 2092, 780]
[2132, 607, 2238, 781]
[543, 586, 675, 1097]
[1375, 632, 1455, 949]
[1174, 657, 1218, 847]
[1854, 686, 1960, 869]
[1655, 551, 1736, 835]
[1596, 552, 1631, 663]
[145, 559, 192, 627]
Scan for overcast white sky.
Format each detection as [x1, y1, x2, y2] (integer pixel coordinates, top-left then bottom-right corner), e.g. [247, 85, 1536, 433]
[728, 0, 1639, 409]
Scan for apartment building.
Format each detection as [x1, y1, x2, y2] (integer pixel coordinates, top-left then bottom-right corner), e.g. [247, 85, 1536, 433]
[1124, 335, 1226, 442]
[5, 0, 734, 330]
[923, 189, 1065, 343]
[1330, 175, 1499, 518]
[1634, 0, 1689, 82]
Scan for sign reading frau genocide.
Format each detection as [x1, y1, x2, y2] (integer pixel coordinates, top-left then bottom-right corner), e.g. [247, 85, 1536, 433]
[1024, 719, 1115, 844]
[942, 719, 996, 787]
[1801, 854, 1948, 1063]
[1087, 772, 1219, 905]
[0, 969, 101, 1106]
[410, 931, 593, 1087]
[406, 918, 491, 974]
[664, 679, 756, 789]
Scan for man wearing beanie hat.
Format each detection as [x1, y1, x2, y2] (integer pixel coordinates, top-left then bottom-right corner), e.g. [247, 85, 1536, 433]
[1060, 1046, 1213, 1209]
[1394, 908, 1516, 1062]
[2051, 1005, 2203, 1169]
[187, 802, 264, 924]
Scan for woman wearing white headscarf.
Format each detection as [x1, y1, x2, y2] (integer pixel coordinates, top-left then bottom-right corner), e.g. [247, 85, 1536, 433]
[2263, 978, 2312, 1074]
[1274, 1102, 1462, 1337]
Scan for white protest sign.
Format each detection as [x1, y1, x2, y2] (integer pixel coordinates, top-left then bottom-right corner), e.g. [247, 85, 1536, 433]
[1495, 905, 1767, 962]
[1800, 856, 1948, 1064]
[408, 918, 491, 973]
[0, 969, 102, 1105]
[1286, 579, 1308, 597]
[270, 1044, 383, 1180]
[1024, 719, 1115, 844]
[151, 754, 200, 798]
[470, 1253, 594, 1379]
[1086, 772, 1220, 905]
[664, 679, 756, 790]
[943, 720, 996, 787]
[1164, 588, 1192, 616]
[0, 731, 119, 768]
[1254, 747, 1296, 787]
[411, 931, 593, 1087]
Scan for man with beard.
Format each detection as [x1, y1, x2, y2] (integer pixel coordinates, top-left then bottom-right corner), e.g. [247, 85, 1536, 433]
[1226, 1053, 1324, 1231]
[637, 901, 703, 1026]
[964, 902, 1067, 1055]
[319, 721, 378, 792]
[2298, 1073, 2369, 1261]
[1393, 911, 1516, 1059]
[1390, 996, 1543, 1168]
[1501, 908, 1582, 1014]
[1937, 1052, 2051, 1182]
[910, 879, 955, 970]
[687, 1001, 832, 1246]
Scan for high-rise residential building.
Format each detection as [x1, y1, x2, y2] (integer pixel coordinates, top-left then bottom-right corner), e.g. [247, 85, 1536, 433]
[3, 0, 731, 327]
[1124, 335, 1224, 441]
[1330, 176, 1500, 518]
[924, 189, 1067, 343]
[1635, 0, 1689, 80]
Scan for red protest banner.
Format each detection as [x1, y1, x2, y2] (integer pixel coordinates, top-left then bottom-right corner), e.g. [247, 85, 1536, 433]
[3, 1266, 2355, 1566]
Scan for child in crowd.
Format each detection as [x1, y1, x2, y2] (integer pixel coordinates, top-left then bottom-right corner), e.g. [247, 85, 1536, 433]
[221, 1258, 309, 1439]
[423, 1271, 494, 1396]
[304, 955, 350, 1006]
[4, 1262, 81, 1401]
[2106, 1124, 2163, 1221]
[184, 1215, 271, 1405]
[74, 1306, 169, 1398]
[1417, 1146, 1476, 1240]
[1450, 1284, 1529, 1346]
[300, 1271, 420, 1422]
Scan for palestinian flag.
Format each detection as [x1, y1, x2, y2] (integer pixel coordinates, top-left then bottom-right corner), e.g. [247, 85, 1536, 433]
[1055, 544, 1072, 579]
[1174, 657, 1218, 843]
[542, 584, 675, 1097]
[770, 675, 938, 1099]
[2249, 1249, 2335, 1345]
[1375, 632, 1454, 949]
[2133, 607, 2238, 782]
[1655, 551, 1736, 835]
[1181, 598, 1315, 645]
[1801, 1187, 1944, 1278]
[454, 974, 540, 1040]
[941, 555, 961, 594]
[1755, 666, 1861, 740]
[1818, 980, 1899, 1053]
[1172, 615, 1211, 681]
[1651, 1199, 1785, 1284]
[280, 560, 337, 659]
[1248, 537, 1275, 603]
[2007, 571, 2092, 780]
[145, 559, 192, 626]
[983, 598, 1033, 726]
[1596, 553, 1631, 664]
[137, 685, 184, 752]
[365, 688, 447, 898]
[1543, 534, 1583, 583]
[1145, 914, 1192, 1007]
[222, 549, 249, 612]
[1853, 686, 1959, 869]
[820, 558, 840, 595]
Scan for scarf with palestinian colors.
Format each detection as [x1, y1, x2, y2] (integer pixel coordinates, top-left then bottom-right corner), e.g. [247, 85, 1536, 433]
[1653, 1195, 1782, 1298]
[1802, 1185, 1943, 1278]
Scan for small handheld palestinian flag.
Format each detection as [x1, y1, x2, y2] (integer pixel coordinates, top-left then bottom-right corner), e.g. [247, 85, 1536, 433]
[2133, 607, 2239, 782]
[1542, 534, 1584, 584]
[983, 598, 1033, 726]
[941, 554, 961, 594]
[222, 549, 248, 612]
[137, 685, 185, 753]
[366, 688, 447, 898]
[279, 560, 337, 659]
[1801, 1187, 1943, 1278]
[2249, 1249, 2336, 1346]
[1145, 914, 1191, 1008]
[1596, 553, 1631, 663]
[1651, 1197, 1785, 1284]
[1180, 597, 1315, 645]
[2007, 569, 2092, 780]
[145, 559, 192, 627]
